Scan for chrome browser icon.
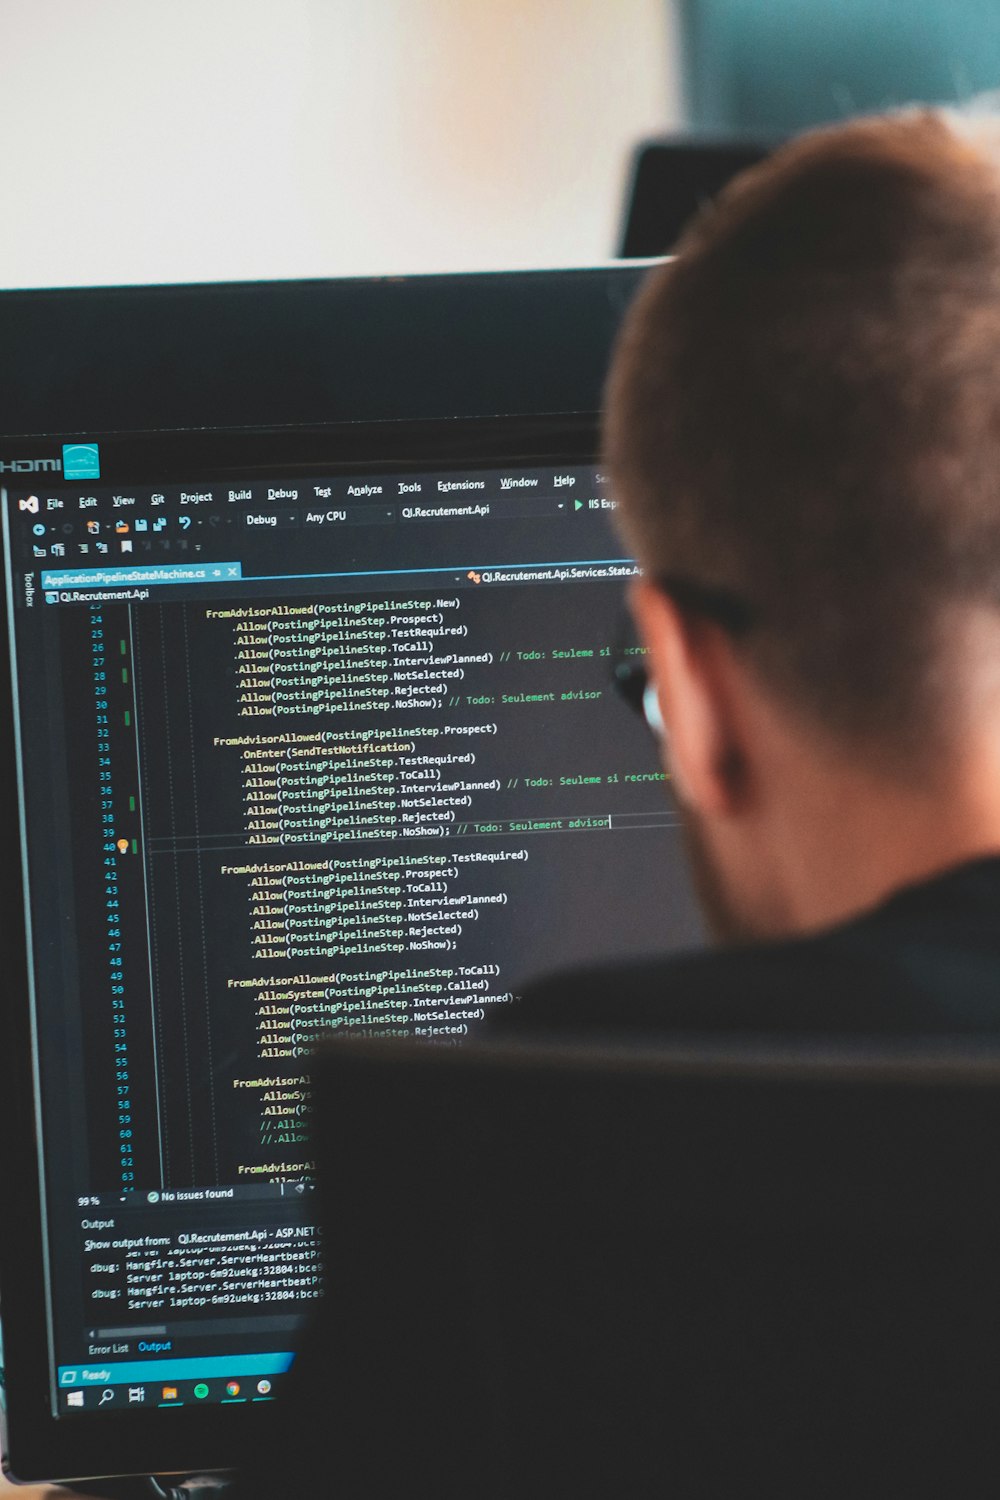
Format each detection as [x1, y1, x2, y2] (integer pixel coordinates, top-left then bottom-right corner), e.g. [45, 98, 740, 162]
[62, 443, 100, 480]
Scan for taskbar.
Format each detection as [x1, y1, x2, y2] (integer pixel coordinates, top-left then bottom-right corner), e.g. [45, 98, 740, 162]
[56, 1351, 293, 1415]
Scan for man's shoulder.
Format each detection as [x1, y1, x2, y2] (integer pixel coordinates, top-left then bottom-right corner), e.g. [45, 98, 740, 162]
[494, 934, 894, 1039]
[494, 855, 1000, 1039]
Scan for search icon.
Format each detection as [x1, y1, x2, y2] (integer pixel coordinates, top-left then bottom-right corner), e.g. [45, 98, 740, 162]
[99, 1388, 114, 1405]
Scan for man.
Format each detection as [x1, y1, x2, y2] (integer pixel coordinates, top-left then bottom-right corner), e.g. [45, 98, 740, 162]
[236, 110, 1000, 1498]
[496, 106, 1000, 1038]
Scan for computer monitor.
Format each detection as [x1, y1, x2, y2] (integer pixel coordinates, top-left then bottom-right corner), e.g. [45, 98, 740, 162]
[618, 135, 775, 257]
[0, 270, 702, 1484]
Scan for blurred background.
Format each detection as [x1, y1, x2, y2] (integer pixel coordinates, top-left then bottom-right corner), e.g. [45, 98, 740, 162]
[0, 0, 678, 287]
[5, 0, 1000, 291]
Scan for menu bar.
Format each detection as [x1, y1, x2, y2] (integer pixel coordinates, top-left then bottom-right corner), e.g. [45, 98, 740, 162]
[9, 465, 609, 515]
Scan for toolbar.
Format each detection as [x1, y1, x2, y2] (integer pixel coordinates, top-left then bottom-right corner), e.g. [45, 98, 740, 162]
[58, 1353, 290, 1413]
[9, 464, 614, 564]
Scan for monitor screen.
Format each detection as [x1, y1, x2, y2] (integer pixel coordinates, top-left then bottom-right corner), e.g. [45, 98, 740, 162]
[0, 413, 702, 1481]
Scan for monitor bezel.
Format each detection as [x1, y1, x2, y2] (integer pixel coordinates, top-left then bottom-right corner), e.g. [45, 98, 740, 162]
[0, 410, 602, 1484]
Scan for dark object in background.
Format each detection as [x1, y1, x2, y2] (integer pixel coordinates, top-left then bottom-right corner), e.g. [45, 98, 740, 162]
[241, 1036, 1000, 1499]
[618, 135, 775, 256]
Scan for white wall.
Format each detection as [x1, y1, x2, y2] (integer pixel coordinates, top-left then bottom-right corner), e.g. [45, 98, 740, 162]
[0, 0, 681, 288]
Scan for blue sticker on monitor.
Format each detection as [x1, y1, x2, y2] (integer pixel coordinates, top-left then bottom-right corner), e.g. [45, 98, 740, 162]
[62, 443, 100, 480]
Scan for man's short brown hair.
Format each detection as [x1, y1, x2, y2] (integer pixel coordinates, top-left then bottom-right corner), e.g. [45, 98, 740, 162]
[606, 110, 1000, 756]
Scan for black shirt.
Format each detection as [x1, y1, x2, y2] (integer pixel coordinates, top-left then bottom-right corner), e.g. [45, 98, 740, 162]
[490, 854, 1000, 1039]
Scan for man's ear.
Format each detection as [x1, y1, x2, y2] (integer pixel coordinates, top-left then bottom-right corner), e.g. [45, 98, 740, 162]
[628, 577, 750, 817]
